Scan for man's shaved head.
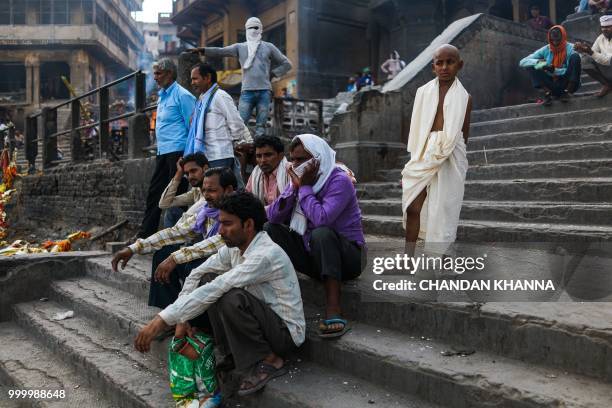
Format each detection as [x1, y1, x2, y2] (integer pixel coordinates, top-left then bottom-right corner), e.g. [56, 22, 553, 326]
[433, 44, 461, 61]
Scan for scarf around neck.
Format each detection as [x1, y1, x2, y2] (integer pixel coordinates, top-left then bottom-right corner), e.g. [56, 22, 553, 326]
[193, 204, 220, 238]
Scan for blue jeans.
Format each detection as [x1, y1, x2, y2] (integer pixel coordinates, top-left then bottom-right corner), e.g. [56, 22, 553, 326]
[528, 53, 582, 96]
[578, 0, 589, 11]
[238, 90, 271, 138]
[208, 157, 245, 189]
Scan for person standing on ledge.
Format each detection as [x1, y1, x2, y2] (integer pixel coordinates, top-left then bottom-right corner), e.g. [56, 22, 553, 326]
[401, 44, 472, 255]
[190, 17, 292, 138]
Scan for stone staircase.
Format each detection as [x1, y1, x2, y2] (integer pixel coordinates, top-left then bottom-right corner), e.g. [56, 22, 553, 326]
[1, 251, 612, 407]
[359, 76, 612, 242]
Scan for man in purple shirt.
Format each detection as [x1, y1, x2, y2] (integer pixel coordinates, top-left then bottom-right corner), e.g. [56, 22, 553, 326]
[264, 134, 365, 338]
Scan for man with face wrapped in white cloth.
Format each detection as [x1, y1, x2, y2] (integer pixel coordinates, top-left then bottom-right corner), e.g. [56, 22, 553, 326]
[191, 17, 292, 138]
[402, 45, 473, 255]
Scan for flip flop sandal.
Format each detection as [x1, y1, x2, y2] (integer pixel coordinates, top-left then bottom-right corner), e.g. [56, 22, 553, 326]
[237, 361, 288, 397]
[318, 317, 351, 339]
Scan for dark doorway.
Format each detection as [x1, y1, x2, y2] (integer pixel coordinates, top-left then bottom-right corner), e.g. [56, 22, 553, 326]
[41, 61, 70, 100]
[0, 63, 26, 103]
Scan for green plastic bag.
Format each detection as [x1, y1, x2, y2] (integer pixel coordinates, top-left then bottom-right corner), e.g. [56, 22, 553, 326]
[168, 332, 222, 408]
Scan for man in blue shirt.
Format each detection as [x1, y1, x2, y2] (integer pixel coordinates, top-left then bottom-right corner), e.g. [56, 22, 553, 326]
[137, 58, 196, 239]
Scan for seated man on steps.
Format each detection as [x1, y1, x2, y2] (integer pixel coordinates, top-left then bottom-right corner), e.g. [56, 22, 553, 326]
[264, 134, 366, 339]
[134, 191, 305, 397]
[159, 152, 208, 228]
[111, 167, 237, 309]
[401, 44, 473, 255]
[520, 25, 581, 106]
[245, 135, 290, 209]
[575, 15, 612, 98]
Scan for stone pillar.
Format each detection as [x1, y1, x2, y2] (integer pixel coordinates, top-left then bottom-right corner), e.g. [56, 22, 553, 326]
[512, 0, 520, 22]
[549, 0, 557, 23]
[70, 50, 90, 95]
[127, 113, 150, 159]
[177, 52, 200, 95]
[25, 54, 40, 107]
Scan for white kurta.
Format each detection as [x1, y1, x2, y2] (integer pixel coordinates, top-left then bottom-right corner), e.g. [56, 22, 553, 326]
[401, 77, 469, 245]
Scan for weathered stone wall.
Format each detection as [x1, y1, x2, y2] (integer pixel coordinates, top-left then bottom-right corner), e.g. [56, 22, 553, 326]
[329, 14, 547, 182]
[15, 158, 155, 235]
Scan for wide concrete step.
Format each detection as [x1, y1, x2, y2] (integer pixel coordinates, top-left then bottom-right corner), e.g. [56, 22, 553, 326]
[12, 300, 173, 408]
[299, 262, 612, 383]
[44, 278, 422, 408]
[467, 123, 612, 151]
[471, 91, 607, 122]
[378, 158, 612, 182]
[300, 318, 612, 408]
[361, 215, 612, 241]
[470, 107, 612, 137]
[357, 178, 612, 202]
[360, 199, 612, 226]
[468, 140, 612, 165]
[0, 322, 114, 407]
[241, 359, 435, 408]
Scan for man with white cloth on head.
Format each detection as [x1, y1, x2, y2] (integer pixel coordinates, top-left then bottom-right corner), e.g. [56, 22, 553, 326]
[265, 134, 366, 339]
[401, 44, 473, 254]
[575, 15, 612, 98]
[190, 17, 292, 138]
[246, 135, 290, 209]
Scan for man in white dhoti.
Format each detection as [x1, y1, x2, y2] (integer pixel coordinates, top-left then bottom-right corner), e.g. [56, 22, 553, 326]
[401, 44, 473, 253]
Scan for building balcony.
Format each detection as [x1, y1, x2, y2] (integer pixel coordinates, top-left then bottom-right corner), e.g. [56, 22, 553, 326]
[0, 25, 138, 71]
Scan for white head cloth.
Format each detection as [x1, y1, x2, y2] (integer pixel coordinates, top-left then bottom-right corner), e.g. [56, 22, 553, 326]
[289, 134, 337, 235]
[244, 17, 262, 70]
[601, 15, 612, 27]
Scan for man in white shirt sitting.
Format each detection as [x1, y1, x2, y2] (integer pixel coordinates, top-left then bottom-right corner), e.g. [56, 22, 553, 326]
[184, 63, 253, 187]
[575, 15, 612, 97]
[135, 191, 305, 397]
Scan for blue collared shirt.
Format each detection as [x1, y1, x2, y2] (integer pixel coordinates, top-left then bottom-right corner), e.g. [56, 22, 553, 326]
[155, 81, 196, 155]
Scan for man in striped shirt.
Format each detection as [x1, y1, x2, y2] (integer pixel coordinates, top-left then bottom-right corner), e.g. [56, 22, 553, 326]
[111, 167, 237, 309]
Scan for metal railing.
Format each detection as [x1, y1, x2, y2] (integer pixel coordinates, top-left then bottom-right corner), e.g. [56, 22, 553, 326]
[24, 70, 324, 170]
[25, 70, 154, 169]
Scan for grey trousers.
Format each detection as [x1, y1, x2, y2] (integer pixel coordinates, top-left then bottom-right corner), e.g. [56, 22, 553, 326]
[582, 55, 612, 85]
[199, 285, 295, 371]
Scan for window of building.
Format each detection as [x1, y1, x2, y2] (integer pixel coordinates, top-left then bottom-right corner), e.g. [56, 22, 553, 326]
[40, 62, 70, 100]
[12, 1, 26, 24]
[0, 8, 10, 25]
[263, 23, 286, 55]
[41, 1, 52, 24]
[83, 0, 93, 24]
[53, 0, 69, 24]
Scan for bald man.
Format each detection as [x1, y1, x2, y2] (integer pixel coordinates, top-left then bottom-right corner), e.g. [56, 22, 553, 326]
[401, 44, 472, 254]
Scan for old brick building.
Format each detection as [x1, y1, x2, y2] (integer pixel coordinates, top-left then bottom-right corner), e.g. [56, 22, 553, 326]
[0, 0, 144, 128]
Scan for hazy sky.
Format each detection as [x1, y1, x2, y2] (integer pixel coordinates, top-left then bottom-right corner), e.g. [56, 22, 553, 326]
[132, 0, 173, 23]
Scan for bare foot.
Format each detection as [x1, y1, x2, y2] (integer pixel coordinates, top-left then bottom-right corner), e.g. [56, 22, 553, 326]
[596, 85, 610, 98]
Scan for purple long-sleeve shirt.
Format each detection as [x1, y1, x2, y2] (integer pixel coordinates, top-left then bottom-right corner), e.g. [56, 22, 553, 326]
[267, 168, 365, 250]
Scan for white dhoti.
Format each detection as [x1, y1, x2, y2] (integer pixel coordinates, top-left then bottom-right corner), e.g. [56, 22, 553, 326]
[401, 77, 470, 246]
[402, 132, 468, 242]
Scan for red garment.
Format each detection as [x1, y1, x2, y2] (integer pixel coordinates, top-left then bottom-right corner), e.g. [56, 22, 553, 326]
[548, 25, 568, 69]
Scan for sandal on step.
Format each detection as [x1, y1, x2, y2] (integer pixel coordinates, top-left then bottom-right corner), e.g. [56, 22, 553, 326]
[318, 317, 351, 338]
[237, 361, 288, 396]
